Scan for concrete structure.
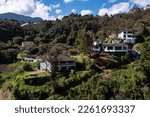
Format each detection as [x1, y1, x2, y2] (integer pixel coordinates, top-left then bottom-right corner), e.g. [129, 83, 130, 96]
[22, 41, 34, 47]
[40, 61, 52, 72]
[23, 57, 42, 62]
[103, 43, 129, 54]
[92, 41, 129, 55]
[118, 29, 137, 44]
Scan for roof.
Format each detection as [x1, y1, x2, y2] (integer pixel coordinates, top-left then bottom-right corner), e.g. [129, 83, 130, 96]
[103, 43, 128, 47]
[57, 54, 75, 61]
[119, 29, 135, 33]
[40, 54, 75, 62]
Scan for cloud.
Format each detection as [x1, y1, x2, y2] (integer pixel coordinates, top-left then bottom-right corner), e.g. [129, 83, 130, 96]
[57, 15, 64, 20]
[71, 9, 76, 13]
[56, 9, 62, 15]
[108, 0, 117, 3]
[102, 3, 106, 8]
[0, 0, 7, 4]
[64, 0, 74, 3]
[81, 9, 93, 16]
[0, 0, 52, 20]
[98, 2, 130, 16]
[51, 3, 60, 9]
[50, 15, 64, 21]
[130, 0, 150, 7]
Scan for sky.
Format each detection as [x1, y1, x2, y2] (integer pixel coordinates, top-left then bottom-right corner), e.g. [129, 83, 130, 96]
[0, 0, 150, 20]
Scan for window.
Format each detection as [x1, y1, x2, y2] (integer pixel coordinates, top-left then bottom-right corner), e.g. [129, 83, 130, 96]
[59, 61, 67, 64]
[127, 35, 133, 38]
[127, 31, 133, 34]
[115, 46, 122, 50]
[108, 47, 113, 50]
[123, 47, 127, 50]
[68, 61, 74, 64]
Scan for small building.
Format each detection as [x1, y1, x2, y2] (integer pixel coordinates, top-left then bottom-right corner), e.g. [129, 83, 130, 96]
[22, 41, 34, 47]
[118, 29, 137, 44]
[57, 54, 76, 71]
[40, 54, 76, 72]
[103, 43, 129, 54]
[40, 61, 52, 72]
[23, 57, 42, 62]
[23, 57, 35, 62]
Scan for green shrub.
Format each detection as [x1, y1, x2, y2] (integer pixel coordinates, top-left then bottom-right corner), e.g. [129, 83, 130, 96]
[22, 63, 33, 71]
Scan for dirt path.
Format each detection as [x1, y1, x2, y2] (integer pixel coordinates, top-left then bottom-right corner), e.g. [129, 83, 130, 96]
[0, 89, 12, 100]
[29, 70, 47, 76]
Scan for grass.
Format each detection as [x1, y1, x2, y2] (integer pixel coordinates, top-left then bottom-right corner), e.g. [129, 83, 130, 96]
[19, 83, 50, 92]
[0, 89, 2, 99]
[71, 54, 89, 63]
[17, 52, 26, 60]
[0, 60, 52, 99]
[24, 72, 50, 79]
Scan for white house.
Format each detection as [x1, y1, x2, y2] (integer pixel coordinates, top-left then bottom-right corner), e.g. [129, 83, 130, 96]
[23, 57, 42, 62]
[40, 61, 52, 72]
[22, 41, 34, 47]
[118, 29, 137, 44]
[103, 43, 129, 54]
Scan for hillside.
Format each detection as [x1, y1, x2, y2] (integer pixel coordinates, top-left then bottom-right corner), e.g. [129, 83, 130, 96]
[0, 7, 150, 100]
[0, 8, 150, 44]
[0, 12, 43, 23]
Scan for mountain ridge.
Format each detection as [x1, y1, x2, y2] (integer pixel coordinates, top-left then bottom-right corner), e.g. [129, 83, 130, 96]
[0, 12, 43, 23]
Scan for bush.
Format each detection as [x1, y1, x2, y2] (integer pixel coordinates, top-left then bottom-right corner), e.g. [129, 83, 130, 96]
[13, 36, 23, 45]
[0, 75, 5, 87]
[120, 53, 133, 64]
[22, 63, 33, 71]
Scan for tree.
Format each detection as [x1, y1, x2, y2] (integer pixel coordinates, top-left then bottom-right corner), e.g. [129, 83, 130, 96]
[77, 30, 93, 55]
[140, 36, 150, 60]
[129, 4, 141, 13]
[0, 49, 18, 63]
[13, 36, 23, 45]
[25, 35, 32, 41]
[67, 31, 76, 45]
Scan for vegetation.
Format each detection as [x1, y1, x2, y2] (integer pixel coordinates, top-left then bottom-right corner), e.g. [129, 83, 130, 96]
[0, 7, 150, 99]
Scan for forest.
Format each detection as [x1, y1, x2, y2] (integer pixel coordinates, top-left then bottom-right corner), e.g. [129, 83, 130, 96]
[0, 6, 150, 100]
